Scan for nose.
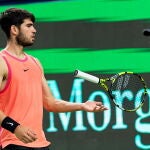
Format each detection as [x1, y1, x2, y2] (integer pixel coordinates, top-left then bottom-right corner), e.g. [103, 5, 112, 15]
[32, 26, 36, 33]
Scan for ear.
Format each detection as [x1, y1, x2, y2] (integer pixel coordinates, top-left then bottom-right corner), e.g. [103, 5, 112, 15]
[10, 25, 19, 36]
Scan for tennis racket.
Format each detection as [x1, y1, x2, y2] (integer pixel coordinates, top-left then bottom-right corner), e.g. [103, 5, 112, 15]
[74, 70, 148, 112]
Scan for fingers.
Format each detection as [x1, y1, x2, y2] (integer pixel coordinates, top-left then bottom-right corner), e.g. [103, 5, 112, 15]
[27, 129, 37, 141]
[14, 125, 37, 144]
[84, 101, 108, 112]
[95, 102, 108, 111]
[95, 105, 108, 111]
[20, 130, 37, 144]
[21, 130, 37, 144]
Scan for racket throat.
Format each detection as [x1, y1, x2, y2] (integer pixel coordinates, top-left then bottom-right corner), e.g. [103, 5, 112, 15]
[99, 79, 109, 91]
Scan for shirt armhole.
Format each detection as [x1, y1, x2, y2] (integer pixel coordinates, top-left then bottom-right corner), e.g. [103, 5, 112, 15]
[0, 55, 11, 94]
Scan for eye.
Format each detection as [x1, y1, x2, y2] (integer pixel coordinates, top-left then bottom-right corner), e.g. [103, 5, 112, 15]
[26, 24, 33, 27]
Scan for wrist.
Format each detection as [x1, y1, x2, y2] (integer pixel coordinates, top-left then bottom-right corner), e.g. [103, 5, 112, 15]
[1, 116, 20, 133]
[79, 103, 84, 111]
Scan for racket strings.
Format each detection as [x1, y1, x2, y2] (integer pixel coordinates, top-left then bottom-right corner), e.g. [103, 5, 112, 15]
[110, 73, 146, 111]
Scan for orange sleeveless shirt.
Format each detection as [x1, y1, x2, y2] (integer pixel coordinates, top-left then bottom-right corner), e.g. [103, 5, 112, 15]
[0, 50, 50, 148]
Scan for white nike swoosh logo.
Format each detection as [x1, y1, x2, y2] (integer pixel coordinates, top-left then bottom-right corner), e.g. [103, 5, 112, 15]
[6, 122, 14, 126]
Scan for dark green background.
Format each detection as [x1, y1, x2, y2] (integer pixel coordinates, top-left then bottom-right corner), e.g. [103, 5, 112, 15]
[0, 0, 150, 150]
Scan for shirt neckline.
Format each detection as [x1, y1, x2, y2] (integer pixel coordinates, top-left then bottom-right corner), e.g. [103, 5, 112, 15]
[3, 50, 28, 62]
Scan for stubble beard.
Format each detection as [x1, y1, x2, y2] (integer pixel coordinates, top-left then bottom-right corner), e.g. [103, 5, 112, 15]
[16, 32, 34, 47]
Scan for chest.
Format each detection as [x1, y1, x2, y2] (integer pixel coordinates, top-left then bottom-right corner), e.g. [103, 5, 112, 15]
[9, 58, 42, 85]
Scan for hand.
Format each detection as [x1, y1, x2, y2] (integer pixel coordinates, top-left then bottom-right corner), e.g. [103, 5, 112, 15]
[82, 101, 108, 112]
[14, 125, 37, 144]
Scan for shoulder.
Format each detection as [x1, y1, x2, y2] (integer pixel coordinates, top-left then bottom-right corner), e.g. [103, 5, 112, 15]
[33, 57, 44, 72]
[25, 53, 39, 63]
[28, 55, 42, 66]
[0, 52, 8, 75]
[27, 54, 44, 73]
[0, 52, 7, 67]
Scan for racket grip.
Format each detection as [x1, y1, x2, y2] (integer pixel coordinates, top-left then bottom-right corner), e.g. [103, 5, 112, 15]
[74, 70, 99, 84]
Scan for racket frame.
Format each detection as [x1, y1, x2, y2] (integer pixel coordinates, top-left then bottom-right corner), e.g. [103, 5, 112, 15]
[99, 71, 148, 112]
[74, 70, 148, 112]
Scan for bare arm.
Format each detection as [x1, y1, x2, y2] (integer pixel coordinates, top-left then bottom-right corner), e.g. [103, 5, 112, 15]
[42, 75, 84, 112]
[35, 58, 108, 113]
[43, 77, 108, 112]
[0, 57, 8, 124]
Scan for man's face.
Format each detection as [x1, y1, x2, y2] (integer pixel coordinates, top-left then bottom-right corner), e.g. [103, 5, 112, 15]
[16, 18, 36, 47]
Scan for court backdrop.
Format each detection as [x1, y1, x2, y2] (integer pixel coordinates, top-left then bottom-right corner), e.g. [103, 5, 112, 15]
[0, 0, 150, 149]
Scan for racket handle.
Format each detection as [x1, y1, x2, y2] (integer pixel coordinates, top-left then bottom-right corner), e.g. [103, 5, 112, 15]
[74, 70, 99, 84]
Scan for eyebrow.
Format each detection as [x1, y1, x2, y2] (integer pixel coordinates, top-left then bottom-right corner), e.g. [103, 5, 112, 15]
[26, 23, 34, 26]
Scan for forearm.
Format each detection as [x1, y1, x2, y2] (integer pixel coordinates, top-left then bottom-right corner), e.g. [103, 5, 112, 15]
[0, 111, 7, 125]
[42, 76, 108, 113]
[44, 98, 83, 112]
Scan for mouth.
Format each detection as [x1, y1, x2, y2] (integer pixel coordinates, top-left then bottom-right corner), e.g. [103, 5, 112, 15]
[32, 34, 35, 38]
[31, 36, 35, 41]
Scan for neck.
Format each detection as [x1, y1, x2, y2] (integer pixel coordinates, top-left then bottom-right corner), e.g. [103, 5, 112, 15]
[4, 40, 25, 59]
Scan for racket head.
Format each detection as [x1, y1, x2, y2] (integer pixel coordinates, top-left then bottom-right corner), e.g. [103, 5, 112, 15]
[108, 72, 148, 112]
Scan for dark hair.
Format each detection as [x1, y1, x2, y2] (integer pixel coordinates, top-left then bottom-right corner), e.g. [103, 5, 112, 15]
[0, 8, 35, 38]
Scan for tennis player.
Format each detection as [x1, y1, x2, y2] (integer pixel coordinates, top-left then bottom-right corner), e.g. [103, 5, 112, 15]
[0, 8, 108, 150]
